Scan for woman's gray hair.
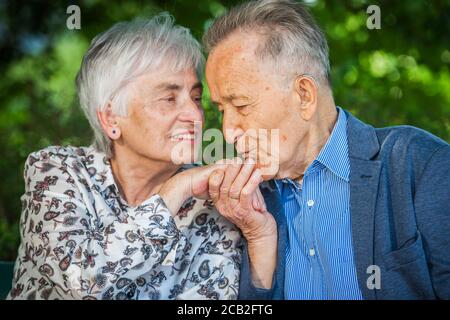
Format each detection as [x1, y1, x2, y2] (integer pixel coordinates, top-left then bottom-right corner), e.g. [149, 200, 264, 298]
[203, 0, 331, 87]
[76, 13, 204, 158]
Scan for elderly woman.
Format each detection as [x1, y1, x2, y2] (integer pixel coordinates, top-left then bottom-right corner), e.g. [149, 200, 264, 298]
[8, 14, 241, 300]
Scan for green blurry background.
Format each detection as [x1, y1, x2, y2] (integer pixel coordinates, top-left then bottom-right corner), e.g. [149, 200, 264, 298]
[0, 0, 449, 261]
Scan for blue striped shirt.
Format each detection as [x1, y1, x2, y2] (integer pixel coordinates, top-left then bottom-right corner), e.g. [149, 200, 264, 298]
[275, 107, 363, 300]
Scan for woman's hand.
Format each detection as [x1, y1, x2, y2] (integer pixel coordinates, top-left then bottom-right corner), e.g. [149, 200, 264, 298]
[158, 163, 224, 215]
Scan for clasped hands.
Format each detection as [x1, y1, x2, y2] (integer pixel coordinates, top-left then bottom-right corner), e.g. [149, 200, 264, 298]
[159, 158, 277, 288]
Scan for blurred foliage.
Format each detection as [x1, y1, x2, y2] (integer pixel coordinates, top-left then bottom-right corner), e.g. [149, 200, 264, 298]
[0, 0, 449, 260]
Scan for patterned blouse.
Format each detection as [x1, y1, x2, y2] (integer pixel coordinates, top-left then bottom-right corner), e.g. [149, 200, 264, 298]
[8, 146, 241, 300]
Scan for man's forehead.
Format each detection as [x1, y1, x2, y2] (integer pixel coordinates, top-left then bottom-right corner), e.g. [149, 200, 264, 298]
[209, 30, 262, 68]
[206, 32, 268, 100]
[208, 51, 262, 85]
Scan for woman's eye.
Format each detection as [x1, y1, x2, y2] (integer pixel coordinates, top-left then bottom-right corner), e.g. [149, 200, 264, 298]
[162, 96, 176, 103]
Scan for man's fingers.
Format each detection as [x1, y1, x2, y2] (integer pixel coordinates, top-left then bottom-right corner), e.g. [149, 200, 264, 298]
[229, 161, 255, 199]
[255, 187, 267, 212]
[252, 192, 261, 211]
[251, 184, 266, 212]
[240, 169, 263, 206]
[208, 169, 224, 202]
[220, 158, 242, 199]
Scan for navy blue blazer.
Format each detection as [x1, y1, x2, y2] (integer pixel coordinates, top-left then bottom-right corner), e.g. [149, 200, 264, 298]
[238, 110, 450, 300]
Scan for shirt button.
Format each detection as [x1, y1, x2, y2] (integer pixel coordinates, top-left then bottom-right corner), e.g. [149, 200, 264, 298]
[307, 199, 315, 207]
[309, 248, 316, 256]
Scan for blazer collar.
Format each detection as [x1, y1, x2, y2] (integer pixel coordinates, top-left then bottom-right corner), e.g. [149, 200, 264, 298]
[345, 110, 380, 160]
[345, 110, 382, 300]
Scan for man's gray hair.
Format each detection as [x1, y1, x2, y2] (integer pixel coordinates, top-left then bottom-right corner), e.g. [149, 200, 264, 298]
[203, 0, 330, 87]
[76, 13, 204, 158]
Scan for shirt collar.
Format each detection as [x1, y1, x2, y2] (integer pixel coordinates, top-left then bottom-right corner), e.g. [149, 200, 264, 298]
[314, 106, 350, 182]
[275, 106, 350, 191]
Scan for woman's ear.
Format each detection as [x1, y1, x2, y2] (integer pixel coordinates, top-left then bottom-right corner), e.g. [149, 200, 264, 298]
[293, 75, 318, 121]
[97, 102, 121, 140]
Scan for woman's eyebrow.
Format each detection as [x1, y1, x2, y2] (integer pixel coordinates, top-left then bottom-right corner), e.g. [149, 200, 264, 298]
[155, 82, 182, 91]
[191, 82, 203, 91]
[154, 81, 202, 92]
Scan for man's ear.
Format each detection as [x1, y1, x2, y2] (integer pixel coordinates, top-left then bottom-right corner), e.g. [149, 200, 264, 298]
[97, 102, 121, 140]
[293, 75, 318, 121]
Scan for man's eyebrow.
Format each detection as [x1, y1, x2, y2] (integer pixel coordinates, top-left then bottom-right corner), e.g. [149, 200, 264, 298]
[211, 94, 249, 105]
[224, 94, 250, 101]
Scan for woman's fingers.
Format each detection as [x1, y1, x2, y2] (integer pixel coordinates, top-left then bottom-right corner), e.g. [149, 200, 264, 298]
[187, 163, 225, 198]
[208, 169, 224, 203]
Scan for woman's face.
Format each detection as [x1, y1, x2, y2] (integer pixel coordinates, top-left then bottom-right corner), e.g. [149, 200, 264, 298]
[117, 67, 204, 165]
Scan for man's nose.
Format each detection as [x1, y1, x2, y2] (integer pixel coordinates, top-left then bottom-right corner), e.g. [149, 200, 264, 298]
[222, 111, 244, 144]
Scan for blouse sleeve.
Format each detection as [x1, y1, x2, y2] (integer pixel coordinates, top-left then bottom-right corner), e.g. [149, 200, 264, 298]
[175, 206, 242, 300]
[13, 152, 182, 300]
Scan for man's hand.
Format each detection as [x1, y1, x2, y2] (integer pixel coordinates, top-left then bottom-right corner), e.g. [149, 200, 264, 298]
[208, 159, 277, 289]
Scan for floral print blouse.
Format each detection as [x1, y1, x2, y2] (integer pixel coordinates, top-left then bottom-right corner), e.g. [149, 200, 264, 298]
[8, 146, 241, 300]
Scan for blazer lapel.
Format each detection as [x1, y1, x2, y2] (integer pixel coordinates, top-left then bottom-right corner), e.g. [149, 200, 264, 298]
[346, 111, 382, 300]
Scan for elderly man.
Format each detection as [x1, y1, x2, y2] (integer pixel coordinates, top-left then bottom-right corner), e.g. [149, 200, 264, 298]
[204, 0, 450, 299]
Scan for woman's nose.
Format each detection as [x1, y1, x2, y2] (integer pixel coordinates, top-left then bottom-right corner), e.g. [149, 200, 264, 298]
[178, 100, 204, 123]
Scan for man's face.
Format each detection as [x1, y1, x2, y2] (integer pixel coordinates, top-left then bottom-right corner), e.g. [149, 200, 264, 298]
[205, 32, 304, 179]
